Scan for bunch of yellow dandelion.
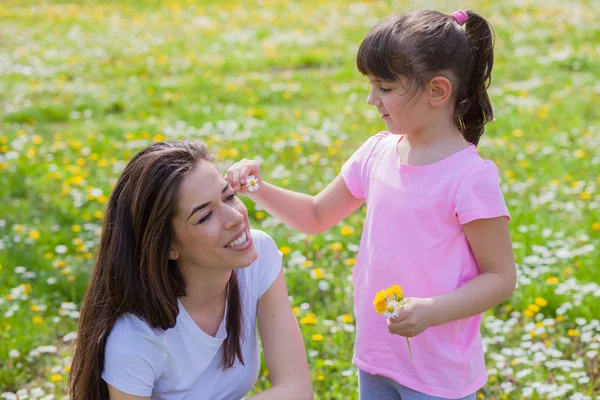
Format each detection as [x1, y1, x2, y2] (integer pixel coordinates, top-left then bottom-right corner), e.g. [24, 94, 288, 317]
[373, 284, 412, 362]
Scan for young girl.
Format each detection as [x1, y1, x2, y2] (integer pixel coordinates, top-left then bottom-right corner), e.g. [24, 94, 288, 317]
[227, 9, 516, 400]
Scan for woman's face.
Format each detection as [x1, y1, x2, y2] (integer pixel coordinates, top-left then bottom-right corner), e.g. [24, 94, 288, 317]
[170, 161, 258, 271]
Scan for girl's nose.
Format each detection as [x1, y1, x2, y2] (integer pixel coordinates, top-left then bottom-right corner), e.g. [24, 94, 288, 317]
[367, 90, 382, 107]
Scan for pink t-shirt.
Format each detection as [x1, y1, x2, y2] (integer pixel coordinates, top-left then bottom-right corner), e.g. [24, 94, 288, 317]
[341, 132, 510, 399]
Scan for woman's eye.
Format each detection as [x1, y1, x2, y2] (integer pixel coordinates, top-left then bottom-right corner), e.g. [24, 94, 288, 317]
[198, 212, 212, 224]
[225, 193, 236, 201]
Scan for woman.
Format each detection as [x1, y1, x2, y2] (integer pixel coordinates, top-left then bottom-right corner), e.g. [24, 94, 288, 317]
[69, 140, 312, 400]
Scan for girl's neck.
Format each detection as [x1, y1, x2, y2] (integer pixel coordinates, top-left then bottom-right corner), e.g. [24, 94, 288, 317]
[179, 265, 231, 313]
[397, 121, 470, 166]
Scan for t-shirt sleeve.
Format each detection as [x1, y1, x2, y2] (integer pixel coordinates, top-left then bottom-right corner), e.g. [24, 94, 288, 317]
[454, 160, 510, 225]
[340, 133, 385, 199]
[101, 318, 165, 396]
[254, 230, 283, 298]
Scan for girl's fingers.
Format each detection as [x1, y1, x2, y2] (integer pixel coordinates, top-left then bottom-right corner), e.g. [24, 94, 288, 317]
[240, 164, 250, 185]
[225, 166, 235, 186]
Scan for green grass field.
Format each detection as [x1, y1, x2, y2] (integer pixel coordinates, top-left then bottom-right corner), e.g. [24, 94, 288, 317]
[1, 0, 599, 398]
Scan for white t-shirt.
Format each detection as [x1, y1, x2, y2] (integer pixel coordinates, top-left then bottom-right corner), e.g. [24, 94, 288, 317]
[101, 229, 282, 400]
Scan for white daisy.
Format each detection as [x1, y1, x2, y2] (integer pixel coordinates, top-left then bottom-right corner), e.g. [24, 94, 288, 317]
[246, 175, 260, 192]
[383, 300, 402, 318]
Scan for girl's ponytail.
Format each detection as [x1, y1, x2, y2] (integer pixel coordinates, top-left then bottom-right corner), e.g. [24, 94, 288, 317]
[455, 11, 495, 146]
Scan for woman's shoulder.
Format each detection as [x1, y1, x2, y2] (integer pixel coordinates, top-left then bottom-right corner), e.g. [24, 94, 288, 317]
[103, 314, 168, 392]
[107, 313, 167, 352]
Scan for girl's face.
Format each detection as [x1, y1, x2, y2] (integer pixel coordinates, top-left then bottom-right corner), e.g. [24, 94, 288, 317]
[170, 161, 258, 272]
[366, 76, 431, 136]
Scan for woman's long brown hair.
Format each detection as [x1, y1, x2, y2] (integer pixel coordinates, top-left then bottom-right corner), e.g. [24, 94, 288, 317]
[69, 140, 244, 400]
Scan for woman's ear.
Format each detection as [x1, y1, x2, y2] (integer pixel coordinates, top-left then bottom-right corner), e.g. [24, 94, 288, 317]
[428, 76, 453, 107]
[169, 248, 180, 261]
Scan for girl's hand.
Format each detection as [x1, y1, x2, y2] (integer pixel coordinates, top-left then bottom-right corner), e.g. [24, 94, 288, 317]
[387, 297, 436, 337]
[225, 158, 262, 194]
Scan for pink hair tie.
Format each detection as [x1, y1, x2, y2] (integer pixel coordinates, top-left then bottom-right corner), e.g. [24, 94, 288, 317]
[451, 10, 468, 26]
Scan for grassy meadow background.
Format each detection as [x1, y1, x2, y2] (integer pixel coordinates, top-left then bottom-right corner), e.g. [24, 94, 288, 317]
[1, 0, 599, 398]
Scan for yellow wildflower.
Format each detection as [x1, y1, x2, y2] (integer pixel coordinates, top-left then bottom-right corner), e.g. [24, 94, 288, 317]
[534, 297, 548, 307]
[373, 289, 388, 314]
[341, 314, 354, 323]
[386, 284, 403, 301]
[300, 313, 317, 325]
[340, 226, 354, 236]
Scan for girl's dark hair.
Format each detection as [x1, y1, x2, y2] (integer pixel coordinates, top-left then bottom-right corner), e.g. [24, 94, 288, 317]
[357, 9, 494, 146]
[69, 140, 244, 400]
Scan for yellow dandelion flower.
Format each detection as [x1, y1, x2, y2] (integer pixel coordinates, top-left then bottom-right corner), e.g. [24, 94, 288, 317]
[311, 268, 324, 280]
[386, 284, 404, 301]
[303, 260, 313, 268]
[312, 334, 324, 341]
[593, 222, 600, 231]
[29, 230, 40, 239]
[523, 310, 534, 317]
[255, 211, 265, 220]
[341, 314, 354, 323]
[340, 226, 354, 236]
[567, 329, 580, 337]
[50, 374, 63, 382]
[546, 276, 559, 284]
[316, 374, 325, 381]
[33, 316, 43, 324]
[330, 242, 343, 251]
[345, 258, 356, 266]
[373, 289, 388, 314]
[580, 192, 592, 200]
[556, 315, 564, 322]
[72, 225, 82, 232]
[279, 246, 290, 255]
[534, 297, 548, 307]
[528, 304, 540, 313]
[300, 313, 317, 325]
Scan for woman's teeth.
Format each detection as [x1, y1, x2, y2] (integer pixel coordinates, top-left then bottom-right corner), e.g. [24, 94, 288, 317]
[226, 231, 247, 248]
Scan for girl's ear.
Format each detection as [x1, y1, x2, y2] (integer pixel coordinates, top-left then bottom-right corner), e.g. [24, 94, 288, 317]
[428, 76, 453, 107]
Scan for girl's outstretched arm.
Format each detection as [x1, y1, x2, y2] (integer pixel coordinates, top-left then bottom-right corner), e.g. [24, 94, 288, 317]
[226, 159, 363, 235]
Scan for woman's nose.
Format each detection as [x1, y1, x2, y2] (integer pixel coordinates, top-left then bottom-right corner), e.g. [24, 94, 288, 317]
[223, 204, 245, 230]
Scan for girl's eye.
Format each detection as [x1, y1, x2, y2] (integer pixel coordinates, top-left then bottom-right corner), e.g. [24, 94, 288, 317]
[380, 87, 392, 93]
[198, 212, 212, 224]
